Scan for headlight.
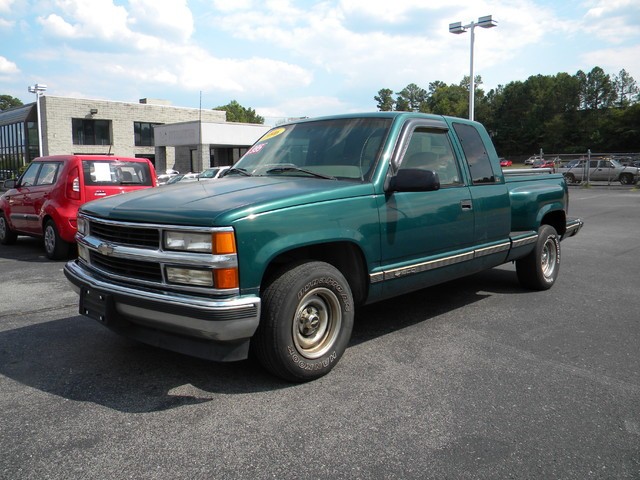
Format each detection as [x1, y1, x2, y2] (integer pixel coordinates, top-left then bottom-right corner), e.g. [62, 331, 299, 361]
[164, 231, 213, 253]
[164, 230, 237, 254]
[77, 216, 88, 236]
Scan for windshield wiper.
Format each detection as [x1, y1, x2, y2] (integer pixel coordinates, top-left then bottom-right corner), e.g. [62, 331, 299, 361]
[225, 167, 252, 176]
[265, 166, 336, 180]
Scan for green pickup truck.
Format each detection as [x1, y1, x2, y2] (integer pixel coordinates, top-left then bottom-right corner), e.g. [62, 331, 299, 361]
[64, 112, 583, 382]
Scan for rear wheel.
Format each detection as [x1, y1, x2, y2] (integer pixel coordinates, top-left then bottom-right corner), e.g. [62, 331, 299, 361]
[563, 173, 576, 184]
[252, 261, 354, 382]
[516, 225, 560, 291]
[0, 213, 17, 245]
[43, 219, 71, 260]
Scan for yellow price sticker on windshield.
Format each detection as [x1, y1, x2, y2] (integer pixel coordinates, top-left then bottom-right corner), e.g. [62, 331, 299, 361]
[259, 128, 286, 142]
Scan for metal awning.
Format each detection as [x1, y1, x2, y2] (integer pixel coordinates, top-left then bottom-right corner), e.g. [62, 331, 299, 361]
[0, 103, 35, 126]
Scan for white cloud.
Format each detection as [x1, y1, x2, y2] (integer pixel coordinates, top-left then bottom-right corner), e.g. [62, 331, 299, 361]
[128, 0, 194, 43]
[38, 0, 130, 40]
[212, 0, 254, 12]
[338, 0, 462, 24]
[0, 55, 19, 74]
[581, 0, 640, 43]
[257, 95, 347, 119]
[0, 0, 15, 14]
[581, 44, 640, 80]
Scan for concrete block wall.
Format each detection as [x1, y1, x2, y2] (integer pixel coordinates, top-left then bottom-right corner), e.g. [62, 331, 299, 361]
[40, 96, 226, 159]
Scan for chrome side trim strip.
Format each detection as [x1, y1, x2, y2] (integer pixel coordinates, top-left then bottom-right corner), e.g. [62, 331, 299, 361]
[369, 235, 537, 284]
[474, 242, 511, 258]
[370, 272, 384, 284]
[383, 251, 475, 281]
[511, 235, 538, 248]
[563, 218, 584, 239]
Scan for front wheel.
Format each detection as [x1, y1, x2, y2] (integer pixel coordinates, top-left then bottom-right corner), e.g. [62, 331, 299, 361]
[252, 261, 354, 382]
[619, 173, 634, 185]
[516, 225, 560, 291]
[43, 219, 71, 260]
[563, 173, 576, 184]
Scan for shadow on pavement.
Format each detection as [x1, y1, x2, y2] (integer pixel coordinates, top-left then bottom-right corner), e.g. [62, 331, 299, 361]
[0, 266, 526, 413]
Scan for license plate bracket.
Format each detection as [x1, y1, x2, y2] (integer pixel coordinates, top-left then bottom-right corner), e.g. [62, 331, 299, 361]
[79, 287, 113, 324]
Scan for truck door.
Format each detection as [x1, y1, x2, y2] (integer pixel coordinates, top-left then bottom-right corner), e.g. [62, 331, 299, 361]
[450, 121, 511, 265]
[377, 122, 475, 294]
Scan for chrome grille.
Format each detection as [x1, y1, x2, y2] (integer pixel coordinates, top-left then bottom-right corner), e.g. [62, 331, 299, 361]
[89, 221, 160, 248]
[90, 251, 162, 282]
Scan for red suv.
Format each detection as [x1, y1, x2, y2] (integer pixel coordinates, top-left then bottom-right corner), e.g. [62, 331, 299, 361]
[0, 155, 157, 259]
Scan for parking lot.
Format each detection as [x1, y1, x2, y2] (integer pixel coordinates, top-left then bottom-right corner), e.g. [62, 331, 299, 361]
[1, 186, 639, 479]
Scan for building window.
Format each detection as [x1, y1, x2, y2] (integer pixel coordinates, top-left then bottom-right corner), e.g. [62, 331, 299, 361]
[0, 121, 28, 176]
[134, 122, 161, 146]
[72, 119, 111, 145]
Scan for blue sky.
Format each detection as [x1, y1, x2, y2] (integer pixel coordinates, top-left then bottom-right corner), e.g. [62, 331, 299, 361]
[1, 0, 639, 124]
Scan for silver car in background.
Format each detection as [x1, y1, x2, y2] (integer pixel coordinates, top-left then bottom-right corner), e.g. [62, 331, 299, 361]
[558, 158, 640, 185]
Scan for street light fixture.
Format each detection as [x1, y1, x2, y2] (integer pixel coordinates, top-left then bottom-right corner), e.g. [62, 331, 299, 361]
[28, 83, 47, 157]
[449, 15, 497, 121]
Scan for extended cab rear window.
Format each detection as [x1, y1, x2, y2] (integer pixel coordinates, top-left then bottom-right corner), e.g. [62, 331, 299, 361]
[83, 161, 153, 186]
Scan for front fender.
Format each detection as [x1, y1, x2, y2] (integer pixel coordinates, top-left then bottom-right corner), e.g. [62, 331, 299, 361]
[233, 195, 381, 293]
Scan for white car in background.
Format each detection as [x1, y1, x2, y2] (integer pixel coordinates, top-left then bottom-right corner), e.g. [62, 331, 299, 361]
[198, 166, 230, 180]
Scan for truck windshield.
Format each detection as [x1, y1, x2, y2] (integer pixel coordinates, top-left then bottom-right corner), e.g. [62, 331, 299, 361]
[232, 117, 391, 181]
[83, 161, 153, 186]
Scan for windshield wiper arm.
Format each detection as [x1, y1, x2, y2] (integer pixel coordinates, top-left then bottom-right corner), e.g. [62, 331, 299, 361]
[225, 167, 252, 176]
[265, 166, 336, 180]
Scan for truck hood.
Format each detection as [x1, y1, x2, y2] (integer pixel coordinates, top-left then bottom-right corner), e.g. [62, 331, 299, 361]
[80, 176, 375, 226]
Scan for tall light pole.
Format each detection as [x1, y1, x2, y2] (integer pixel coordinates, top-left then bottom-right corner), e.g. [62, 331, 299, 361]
[28, 83, 47, 157]
[449, 15, 497, 121]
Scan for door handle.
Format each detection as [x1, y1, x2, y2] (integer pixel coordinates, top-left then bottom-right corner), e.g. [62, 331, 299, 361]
[460, 199, 473, 210]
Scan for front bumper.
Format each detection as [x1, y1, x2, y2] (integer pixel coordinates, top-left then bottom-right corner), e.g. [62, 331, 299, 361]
[64, 260, 261, 362]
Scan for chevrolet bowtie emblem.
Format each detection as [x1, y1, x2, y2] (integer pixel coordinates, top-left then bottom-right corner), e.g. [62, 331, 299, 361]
[97, 242, 115, 256]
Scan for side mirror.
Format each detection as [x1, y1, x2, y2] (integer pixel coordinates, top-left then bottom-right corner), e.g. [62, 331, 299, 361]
[3, 179, 16, 189]
[386, 168, 440, 192]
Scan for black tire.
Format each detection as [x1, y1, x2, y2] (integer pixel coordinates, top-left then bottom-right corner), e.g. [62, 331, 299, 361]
[0, 213, 18, 245]
[619, 173, 634, 185]
[516, 225, 560, 291]
[43, 219, 71, 260]
[252, 261, 354, 382]
[564, 173, 576, 184]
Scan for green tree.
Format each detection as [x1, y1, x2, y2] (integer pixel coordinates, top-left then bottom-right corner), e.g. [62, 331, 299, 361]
[577, 67, 617, 110]
[374, 88, 395, 111]
[0, 95, 23, 111]
[396, 83, 427, 112]
[213, 100, 264, 124]
[426, 81, 468, 117]
[613, 69, 639, 108]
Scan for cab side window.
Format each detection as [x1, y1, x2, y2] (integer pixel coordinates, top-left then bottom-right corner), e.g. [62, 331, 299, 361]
[453, 122, 496, 184]
[19, 163, 40, 187]
[400, 128, 462, 187]
[35, 163, 60, 186]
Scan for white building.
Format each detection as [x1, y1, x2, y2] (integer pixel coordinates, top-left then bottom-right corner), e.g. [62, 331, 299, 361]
[0, 96, 270, 177]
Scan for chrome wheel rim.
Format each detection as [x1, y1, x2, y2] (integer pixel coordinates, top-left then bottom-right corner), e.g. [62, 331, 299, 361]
[44, 225, 56, 254]
[541, 237, 557, 279]
[293, 287, 342, 359]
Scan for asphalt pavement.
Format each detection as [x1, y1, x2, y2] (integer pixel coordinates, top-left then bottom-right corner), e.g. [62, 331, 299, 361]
[0, 186, 639, 479]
